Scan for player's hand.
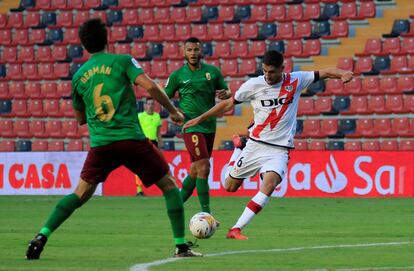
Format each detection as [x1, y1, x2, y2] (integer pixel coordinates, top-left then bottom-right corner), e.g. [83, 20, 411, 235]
[216, 89, 231, 100]
[169, 110, 184, 126]
[341, 71, 353, 83]
[183, 117, 202, 130]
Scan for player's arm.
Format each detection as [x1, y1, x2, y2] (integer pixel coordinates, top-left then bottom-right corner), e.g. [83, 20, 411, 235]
[74, 109, 86, 125]
[319, 68, 353, 83]
[215, 68, 231, 100]
[135, 73, 184, 125]
[216, 89, 232, 100]
[183, 98, 235, 130]
[157, 125, 163, 149]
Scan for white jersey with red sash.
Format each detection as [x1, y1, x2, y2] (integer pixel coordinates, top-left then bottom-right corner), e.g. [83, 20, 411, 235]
[234, 72, 315, 149]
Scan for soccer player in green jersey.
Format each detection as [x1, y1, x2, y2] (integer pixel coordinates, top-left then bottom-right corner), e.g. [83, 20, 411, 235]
[26, 19, 201, 260]
[164, 37, 231, 214]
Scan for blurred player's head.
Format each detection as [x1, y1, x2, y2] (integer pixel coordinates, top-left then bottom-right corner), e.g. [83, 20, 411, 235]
[144, 97, 155, 114]
[184, 37, 202, 68]
[79, 18, 108, 54]
[262, 50, 284, 85]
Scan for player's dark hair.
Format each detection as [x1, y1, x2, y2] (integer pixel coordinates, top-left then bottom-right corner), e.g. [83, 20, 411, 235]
[185, 37, 201, 44]
[262, 50, 284, 68]
[79, 18, 107, 53]
[145, 97, 153, 102]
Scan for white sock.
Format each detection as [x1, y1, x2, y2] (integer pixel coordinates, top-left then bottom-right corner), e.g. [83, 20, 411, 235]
[225, 147, 242, 178]
[233, 191, 269, 230]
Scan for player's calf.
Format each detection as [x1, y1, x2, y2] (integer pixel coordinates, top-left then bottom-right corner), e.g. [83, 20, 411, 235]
[26, 234, 48, 260]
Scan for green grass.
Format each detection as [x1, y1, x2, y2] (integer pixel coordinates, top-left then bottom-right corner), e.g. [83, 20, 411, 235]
[0, 196, 413, 271]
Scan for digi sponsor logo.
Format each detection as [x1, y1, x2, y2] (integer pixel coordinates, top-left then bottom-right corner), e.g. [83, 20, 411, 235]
[260, 97, 293, 107]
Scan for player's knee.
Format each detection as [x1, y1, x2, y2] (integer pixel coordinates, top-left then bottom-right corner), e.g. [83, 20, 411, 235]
[196, 160, 210, 177]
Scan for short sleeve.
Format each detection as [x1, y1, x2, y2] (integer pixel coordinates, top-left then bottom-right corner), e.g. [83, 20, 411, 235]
[233, 80, 254, 103]
[214, 67, 228, 90]
[125, 56, 144, 84]
[292, 71, 315, 91]
[164, 72, 178, 98]
[71, 77, 85, 111]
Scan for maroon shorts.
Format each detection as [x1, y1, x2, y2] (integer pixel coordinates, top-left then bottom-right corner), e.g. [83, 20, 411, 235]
[182, 132, 215, 162]
[80, 139, 169, 186]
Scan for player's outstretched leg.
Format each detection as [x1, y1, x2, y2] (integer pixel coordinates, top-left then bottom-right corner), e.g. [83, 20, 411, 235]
[180, 175, 196, 202]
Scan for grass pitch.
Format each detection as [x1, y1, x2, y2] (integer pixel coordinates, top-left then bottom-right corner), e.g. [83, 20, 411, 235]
[0, 196, 413, 271]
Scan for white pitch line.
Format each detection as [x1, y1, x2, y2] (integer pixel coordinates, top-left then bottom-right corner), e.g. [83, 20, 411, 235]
[129, 241, 411, 271]
[309, 266, 414, 271]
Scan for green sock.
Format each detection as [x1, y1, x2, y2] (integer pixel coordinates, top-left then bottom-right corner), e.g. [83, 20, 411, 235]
[39, 193, 82, 238]
[196, 177, 210, 213]
[180, 175, 196, 203]
[164, 188, 186, 245]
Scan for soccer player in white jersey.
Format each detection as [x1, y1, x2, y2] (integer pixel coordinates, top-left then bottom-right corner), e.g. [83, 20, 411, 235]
[183, 50, 353, 240]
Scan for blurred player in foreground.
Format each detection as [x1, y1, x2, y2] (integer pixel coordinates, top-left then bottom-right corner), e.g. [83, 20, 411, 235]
[184, 50, 353, 240]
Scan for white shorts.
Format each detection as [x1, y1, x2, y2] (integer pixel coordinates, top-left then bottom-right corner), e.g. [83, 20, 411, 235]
[229, 140, 289, 181]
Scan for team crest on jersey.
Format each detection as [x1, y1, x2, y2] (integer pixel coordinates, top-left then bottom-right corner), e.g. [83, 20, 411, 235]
[284, 85, 294, 92]
[205, 72, 211, 80]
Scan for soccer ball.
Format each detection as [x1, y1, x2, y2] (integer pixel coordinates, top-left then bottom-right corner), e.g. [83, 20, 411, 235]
[189, 212, 218, 239]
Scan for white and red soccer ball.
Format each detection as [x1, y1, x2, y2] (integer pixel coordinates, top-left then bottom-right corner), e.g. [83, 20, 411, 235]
[189, 212, 219, 239]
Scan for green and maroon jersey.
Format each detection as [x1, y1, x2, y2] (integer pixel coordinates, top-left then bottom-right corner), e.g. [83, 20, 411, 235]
[164, 62, 228, 133]
[72, 52, 146, 147]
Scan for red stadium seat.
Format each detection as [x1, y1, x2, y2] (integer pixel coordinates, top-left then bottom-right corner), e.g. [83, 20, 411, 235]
[344, 141, 362, 151]
[45, 120, 63, 138]
[361, 77, 380, 94]
[11, 99, 30, 117]
[67, 0, 83, 9]
[321, 79, 343, 96]
[57, 11, 73, 27]
[74, 11, 90, 27]
[2, 46, 17, 63]
[221, 59, 238, 77]
[379, 76, 398, 94]
[249, 40, 266, 57]
[337, 57, 354, 71]
[320, 119, 338, 137]
[208, 24, 224, 40]
[214, 42, 231, 58]
[385, 94, 405, 113]
[382, 38, 401, 55]
[0, 14, 6, 28]
[143, 25, 160, 41]
[78, 124, 90, 137]
[325, 19, 348, 39]
[57, 81, 71, 97]
[29, 29, 46, 45]
[25, 82, 41, 98]
[286, 4, 303, 20]
[248, 4, 267, 22]
[54, 63, 70, 79]
[30, 120, 47, 138]
[269, 5, 285, 21]
[41, 82, 58, 99]
[284, 39, 302, 57]
[154, 7, 171, 24]
[403, 95, 414, 112]
[354, 57, 373, 74]
[224, 24, 240, 40]
[123, 9, 139, 25]
[172, 8, 186, 23]
[167, 60, 183, 75]
[303, 3, 320, 20]
[63, 28, 80, 44]
[139, 8, 154, 24]
[51, 45, 68, 62]
[240, 23, 258, 40]
[399, 140, 414, 151]
[186, 6, 202, 22]
[38, 63, 54, 80]
[44, 99, 62, 117]
[19, 46, 35, 63]
[401, 37, 414, 54]
[294, 141, 308, 150]
[314, 97, 332, 114]
[151, 60, 168, 78]
[67, 140, 84, 151]
[7, 12, 24, 28]
[24, 63, 38, 80]
[392, 117, 414, 137]
[7, 64, 22, 80]
[362, 141, 380, 151]
[374, 118, 394, 137]
[159, 24, 176, 41]
[60, 99, 74, 117]
[25, 12, 41, 28]
[0, 120, 15, 137]
[13, 120, 31, 138]
[191, 24, 208, 40]
[228, 79, 244, 93]
[0, 82, 10, 99]
[397, 75, 414, 93]
[298, 98, 316, 116]
[383, 56, 408, 74]
[295, 21, 312, 38]
[114, 43, 131, 55]
[13, 29, 29, 45]
[343, 77, 362, 95]
[232, 41, 249, 58]
[130, 43, 147, 59]
[175, 24, 191, 40]
[91, 10, 107, 23]
[239, 58, 256, 75]
[368, 95, 388, 114]
[110, 26, 127, 42]
[308, 141, 326, 150]
[339, 1, 357, 19]
[51, 0, 67, 9]
[31, 141, 48, 152]
[355, 38, 382, 56]
[48, 141, 65, 151]
[0, 29, 12, 45]
[28, 99, 46, 117]
[347, 119, 376, 138]
[343, 96, 370, 115]
[356, 0, 376, 19]
[217, 6, 235, 22]
[276, 22, 294, 39]
[302, 119, 323, 138]
[0, 140, 15, 151]
[303, 39, 321, 56]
